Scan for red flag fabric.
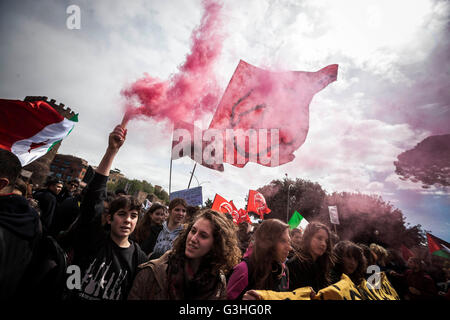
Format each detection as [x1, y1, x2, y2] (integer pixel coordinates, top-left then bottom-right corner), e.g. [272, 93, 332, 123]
[170, 60, 338, 171]
[211, 194, 231, 213]
[211, 194, 238, 224]
[230, 200, 251, 224]
[400, 244, 414, 262]
[237, 208, 251, 224]
[171, 120, 223, 171]
[229, 200, 238, 211]
[247, 190, 271, 219]
[208, 60, 338, 169]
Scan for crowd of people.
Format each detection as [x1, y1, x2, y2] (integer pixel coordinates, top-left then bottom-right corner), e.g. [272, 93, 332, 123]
[0, 124, 449, 301]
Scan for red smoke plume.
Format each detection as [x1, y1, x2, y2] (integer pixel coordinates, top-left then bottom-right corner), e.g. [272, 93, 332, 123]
[121, 0, 224, 128]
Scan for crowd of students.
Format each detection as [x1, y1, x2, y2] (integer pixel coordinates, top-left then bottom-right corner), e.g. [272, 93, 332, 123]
[1, 124, 449, 301]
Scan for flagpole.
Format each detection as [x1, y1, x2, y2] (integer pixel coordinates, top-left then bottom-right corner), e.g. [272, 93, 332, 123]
[286, 183, 293, 223]
[169, 129, 173, 197]
[187, 162, 197, 189]
[169, 158, 173, 196]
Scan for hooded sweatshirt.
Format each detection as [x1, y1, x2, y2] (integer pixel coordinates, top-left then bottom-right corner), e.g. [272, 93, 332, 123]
[150, 221, 184, 259]
[0, 194, 41, 299]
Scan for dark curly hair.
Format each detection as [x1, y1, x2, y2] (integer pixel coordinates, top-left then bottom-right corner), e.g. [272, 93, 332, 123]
[333, 240, 367, 284]
[170, 209, 241, 275]
[109, 195, 142, 218]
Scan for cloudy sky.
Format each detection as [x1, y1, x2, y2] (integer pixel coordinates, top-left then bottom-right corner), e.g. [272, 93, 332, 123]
[1, 0, 449, 240]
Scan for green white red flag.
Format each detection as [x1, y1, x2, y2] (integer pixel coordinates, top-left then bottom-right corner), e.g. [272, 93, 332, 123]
[0, 99, 77, 166]
[288, 210, 309, 232]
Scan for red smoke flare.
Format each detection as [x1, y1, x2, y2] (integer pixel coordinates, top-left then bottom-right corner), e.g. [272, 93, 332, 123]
[121, 0, 224, 128]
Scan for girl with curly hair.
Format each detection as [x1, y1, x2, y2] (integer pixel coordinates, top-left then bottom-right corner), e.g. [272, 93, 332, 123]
[128, 209, 241, 300]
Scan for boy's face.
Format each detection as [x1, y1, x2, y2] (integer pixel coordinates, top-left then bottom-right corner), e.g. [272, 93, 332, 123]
[49, 183, 63, 195]
[108, 207, 139, 239]
[67, 181, 79, 193]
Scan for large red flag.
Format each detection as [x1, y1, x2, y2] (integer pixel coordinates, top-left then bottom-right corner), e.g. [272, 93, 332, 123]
[209, 60, 338, 169]
[171, 120, 224, 171]
[171, 60, 338, 171]
[247, 190, 271, 219]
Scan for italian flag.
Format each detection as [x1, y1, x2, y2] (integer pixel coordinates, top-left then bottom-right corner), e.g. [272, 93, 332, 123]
[426, 233, 450, 259]
[0, 98, 77, 166]
[288, 210, 309, 231]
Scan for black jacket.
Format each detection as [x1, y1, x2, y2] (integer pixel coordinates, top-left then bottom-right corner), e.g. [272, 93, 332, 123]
[140, 224, 163, 256]
[34, 189, 58, 232]
[287, 255, 330, 293]
[67, 172, 147, 300]
[0, 194, 41, 299]
[50, 196, 80, 238]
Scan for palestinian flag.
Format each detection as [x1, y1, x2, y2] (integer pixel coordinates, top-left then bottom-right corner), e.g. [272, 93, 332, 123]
[288, 210, 309, 231]
[0, 98, 77, 166]
[426, 233, 450, 259]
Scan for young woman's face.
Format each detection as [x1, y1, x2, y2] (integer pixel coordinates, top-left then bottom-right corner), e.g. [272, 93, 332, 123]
[169, 204, 187, 225]
[309, 228, 328, 260]
[275, 228, 292, 263]
[185, 218, 214, 260]
[343, 255, 358, 275]
[150, 208, 165, 225]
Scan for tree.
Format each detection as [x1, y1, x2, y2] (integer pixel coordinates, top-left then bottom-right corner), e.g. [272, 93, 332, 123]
[153, 188, 169, 204]
[257, 177, 426, 250]
[258, 177, 326, 223]
[318, 192, 426, 249]
[204, 198, 213, 208]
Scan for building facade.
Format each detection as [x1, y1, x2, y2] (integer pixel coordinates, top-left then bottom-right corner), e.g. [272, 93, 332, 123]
[50, 154, 88, 182]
